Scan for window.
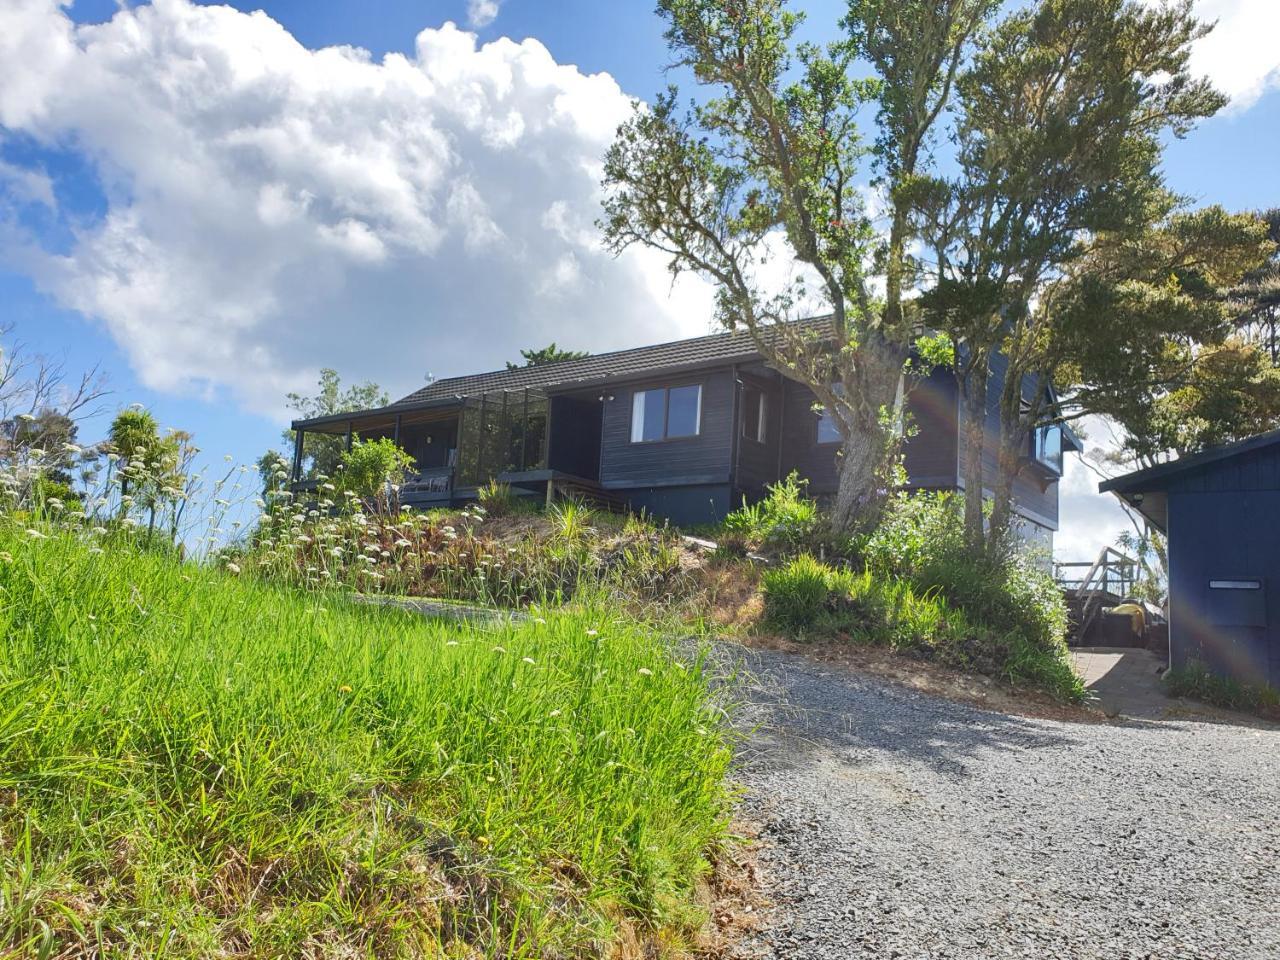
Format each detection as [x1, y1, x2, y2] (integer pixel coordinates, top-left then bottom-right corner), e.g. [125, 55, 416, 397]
[741, 385, 768, 443]
[630, 384, 702, 442]
[1032, 423, 1063, 475]
[815, 383, 843, 444]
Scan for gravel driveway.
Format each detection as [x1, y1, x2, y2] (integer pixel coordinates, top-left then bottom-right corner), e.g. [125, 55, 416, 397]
[733, 648, 1280, 960]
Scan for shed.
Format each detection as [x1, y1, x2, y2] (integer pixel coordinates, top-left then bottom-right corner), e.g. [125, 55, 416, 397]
[1100, 429, 1280, 690]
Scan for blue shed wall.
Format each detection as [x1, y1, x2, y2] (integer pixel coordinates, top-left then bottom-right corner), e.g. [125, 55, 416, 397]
[1167, 484, 1280, 690]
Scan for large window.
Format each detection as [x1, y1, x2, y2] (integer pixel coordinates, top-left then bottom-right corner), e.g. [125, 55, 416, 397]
[631, 384, 702, 442]
[1032, 423, 1064, 475]
[741, 385, 768, 443]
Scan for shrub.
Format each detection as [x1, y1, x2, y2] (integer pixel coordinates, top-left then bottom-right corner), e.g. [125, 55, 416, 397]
[477, 478, 518, 517]
[722, 472, 819, 553]
[1165, 660, 1280, 717]
[860, 492, 1070, 669]
[337, 437, 415, 510]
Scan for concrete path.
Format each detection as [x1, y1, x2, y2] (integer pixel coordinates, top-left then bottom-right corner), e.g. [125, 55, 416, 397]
[1070, 646, 1171, 718]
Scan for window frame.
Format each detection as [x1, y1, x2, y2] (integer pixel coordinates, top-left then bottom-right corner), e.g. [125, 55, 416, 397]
[629, 383, 703, 443]
[740, 384, 768, 444]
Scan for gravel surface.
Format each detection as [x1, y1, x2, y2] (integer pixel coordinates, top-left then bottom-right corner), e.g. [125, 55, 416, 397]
[732, 648, 1280, 960]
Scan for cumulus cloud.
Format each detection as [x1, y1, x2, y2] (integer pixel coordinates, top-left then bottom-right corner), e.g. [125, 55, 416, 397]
[0, 0, 715, 414]
[467, 0, 503, 29]
[1144, 0, 1280, 112]
[1053, 417, 1141, 563]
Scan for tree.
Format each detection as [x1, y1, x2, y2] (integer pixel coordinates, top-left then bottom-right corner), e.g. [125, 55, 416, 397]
[506, 343, 590, 369]
[1057, 206, 1275, 603]
[261, 369, 389, 489]
[1231, 207, 1280, 363]
[1057, 206, 1276, 467]
[602, 0, 992, 530]
[916, 0, 1226, 551]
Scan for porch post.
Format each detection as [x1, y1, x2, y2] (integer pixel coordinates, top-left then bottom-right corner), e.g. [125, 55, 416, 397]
[393, 413, 401, 445]
[345, 423, 353, 451]
[291, 428, 304, 484]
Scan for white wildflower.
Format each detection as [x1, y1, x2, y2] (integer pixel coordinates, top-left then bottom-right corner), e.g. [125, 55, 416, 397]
[522, 657, 536, 665]
[637, 667, 653, 677]
[225, 562, 241, 575]
[24, 528, 47, 540]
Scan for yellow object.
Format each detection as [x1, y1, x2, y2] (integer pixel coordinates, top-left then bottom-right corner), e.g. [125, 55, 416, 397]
[1110, 603, 1146, 635]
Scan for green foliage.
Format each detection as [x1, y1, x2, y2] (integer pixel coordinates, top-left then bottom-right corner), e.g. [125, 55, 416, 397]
[762, 545, 1081, 701]
[273, 369, 389, 483]
[337, 437, 415, 510]
[861, 492, 1069, 658]
[477, 479, 518, 517]
[1059, 206, 1278, 466]
[0, 525, 732, 956]
[761, 554, 841, 630]
[241, 497, 696, 613]
[1165, 661, 1280, 718]
[505, 343, 589, 369]
[722, 472, 820, 553]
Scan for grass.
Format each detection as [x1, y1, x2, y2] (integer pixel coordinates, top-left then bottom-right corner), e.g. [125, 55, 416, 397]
[761, 555, 1085, 702]
[1165, 660, 1280, 718]
[0, 525, 734, 957]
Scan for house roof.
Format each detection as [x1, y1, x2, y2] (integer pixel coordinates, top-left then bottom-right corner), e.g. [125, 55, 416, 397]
[393, 325, 779, 406]
[1097, 427, 1280, 531]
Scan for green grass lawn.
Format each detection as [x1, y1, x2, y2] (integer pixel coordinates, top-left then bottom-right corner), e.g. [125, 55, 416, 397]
[0, 527, 733, 957]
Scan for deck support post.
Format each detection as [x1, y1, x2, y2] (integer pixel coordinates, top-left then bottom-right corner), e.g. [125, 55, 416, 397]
[545, 478, 555, 509]
[291, 429, 304, 485]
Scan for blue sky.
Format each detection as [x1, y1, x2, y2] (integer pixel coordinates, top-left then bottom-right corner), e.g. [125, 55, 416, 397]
[3, 0, 1279, 559]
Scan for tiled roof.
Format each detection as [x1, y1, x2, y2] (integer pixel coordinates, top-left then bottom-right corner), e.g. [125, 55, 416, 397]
[395, 325, 776, 405]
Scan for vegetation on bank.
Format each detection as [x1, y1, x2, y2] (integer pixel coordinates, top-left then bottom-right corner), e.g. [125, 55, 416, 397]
[0, 525, 734, 957]
[749, 484, 1082, 702]
[1165, 660, 1280, 719]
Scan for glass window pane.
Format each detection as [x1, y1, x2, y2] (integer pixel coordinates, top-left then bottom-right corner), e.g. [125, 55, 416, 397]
[741, 387, 761, 440]
[631, 388, 665, 442]
[817, 409, 840, 443]
[666, 385, 701, 438]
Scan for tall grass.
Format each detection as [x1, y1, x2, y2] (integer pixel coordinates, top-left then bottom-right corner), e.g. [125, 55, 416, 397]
[0, 525, 733, 957]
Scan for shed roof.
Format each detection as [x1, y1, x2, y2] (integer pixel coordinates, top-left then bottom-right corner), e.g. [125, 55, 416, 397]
[1098, 427, 1280, 531]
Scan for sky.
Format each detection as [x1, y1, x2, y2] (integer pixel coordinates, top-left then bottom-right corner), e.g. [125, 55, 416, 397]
[2, 0, 1279, 561]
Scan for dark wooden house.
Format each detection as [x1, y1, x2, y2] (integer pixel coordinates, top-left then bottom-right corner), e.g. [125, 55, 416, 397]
[1101, 429, 1280, 690]
[290, 325, 1074, 544]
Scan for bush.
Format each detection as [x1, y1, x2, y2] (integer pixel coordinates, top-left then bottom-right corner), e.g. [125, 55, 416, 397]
[1165, 660, 1280, 717]
[477, 478, 518, 517]
[763, 495, 1082, 701]
[722, 472, 819, 553]
[860, 492, 1070, 668]
[337, 437, 415, 510]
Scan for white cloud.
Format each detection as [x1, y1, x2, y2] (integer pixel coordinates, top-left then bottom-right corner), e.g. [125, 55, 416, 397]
[1144, 0, 1280, 112]
[1053, 416, 1141, 564]
[467, 0, 502, 30]
[0, 0, 715, 415]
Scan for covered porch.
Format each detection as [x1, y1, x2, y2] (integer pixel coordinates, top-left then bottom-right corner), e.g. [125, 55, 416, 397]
[290, 387, 601, 508]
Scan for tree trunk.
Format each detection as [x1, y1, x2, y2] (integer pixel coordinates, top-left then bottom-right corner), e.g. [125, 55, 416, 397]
[959, 351, 990, 553]
[987, 412, 1025, 552]
[830, 431, 884, 533]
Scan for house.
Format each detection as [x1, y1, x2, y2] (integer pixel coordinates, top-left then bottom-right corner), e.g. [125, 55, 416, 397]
[289, 324, 1074, 544]
[1101, 429, 1280, 690]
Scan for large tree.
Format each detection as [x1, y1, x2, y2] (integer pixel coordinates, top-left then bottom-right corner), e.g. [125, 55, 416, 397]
[260, 369, 389, 488]
[601, 0, 992, 530]
[916, 0, 1226, 550]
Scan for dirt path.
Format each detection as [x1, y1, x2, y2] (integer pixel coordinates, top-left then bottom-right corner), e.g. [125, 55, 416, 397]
[732, 647, 1280, 959]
